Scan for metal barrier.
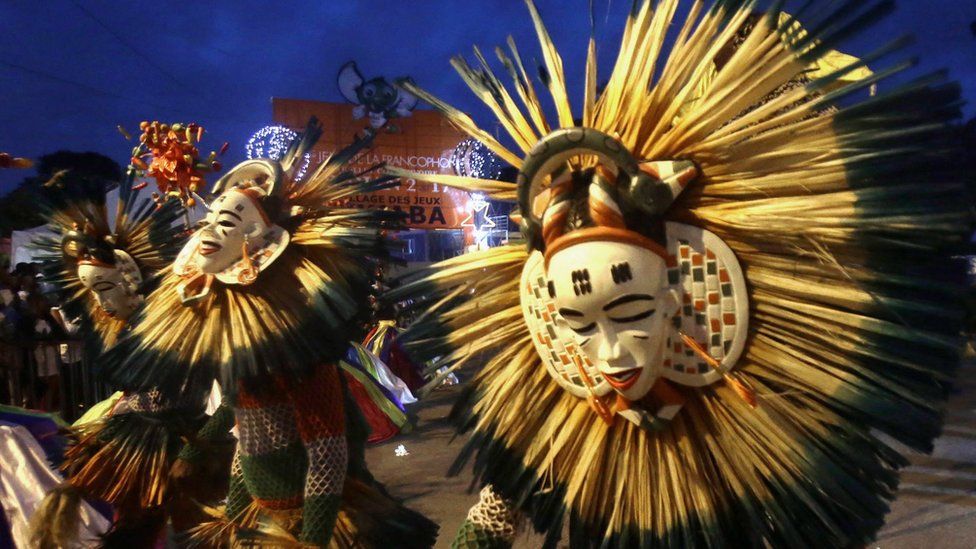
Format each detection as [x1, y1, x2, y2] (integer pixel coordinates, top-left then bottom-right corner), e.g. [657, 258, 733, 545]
[0, 340, 112, 422]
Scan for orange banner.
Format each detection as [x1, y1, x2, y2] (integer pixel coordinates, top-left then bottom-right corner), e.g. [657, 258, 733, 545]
[272, 98, 471, 229]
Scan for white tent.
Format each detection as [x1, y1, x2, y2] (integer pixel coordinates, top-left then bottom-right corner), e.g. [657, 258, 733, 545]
[9, 225, 56, 267]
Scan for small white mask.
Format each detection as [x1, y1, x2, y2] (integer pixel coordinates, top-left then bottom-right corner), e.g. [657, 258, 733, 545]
[547, 240, 679, 401]
[76, 250, 143, 321]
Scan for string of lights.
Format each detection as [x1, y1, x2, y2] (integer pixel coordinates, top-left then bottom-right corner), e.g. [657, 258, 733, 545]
[245, 125, 311, 180]
[449, 137, 505, 180]
[245, 125, 298, 160]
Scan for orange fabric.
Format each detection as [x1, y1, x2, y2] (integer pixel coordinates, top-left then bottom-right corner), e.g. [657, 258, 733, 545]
[544, 226, 671, 267]
[235, 377, 290, 408]
[343, 373, 398, 443]
[285, 366, 346, 441]
[235, 366, 346, 439]
[254, 494, 305, 511]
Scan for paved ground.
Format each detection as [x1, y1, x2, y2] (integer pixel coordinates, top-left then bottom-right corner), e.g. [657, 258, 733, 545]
[363, 383, 547, 548]
[873, 360, 976, 549]
[365, 360, 976, 548]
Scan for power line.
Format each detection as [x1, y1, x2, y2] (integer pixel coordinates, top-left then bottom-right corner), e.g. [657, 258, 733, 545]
[0, 58, 254, 130]
[0, 59, 127, 100]
[0, 59, 259, 139]
[67, 0, 186, 88]
[0, 59, 187, 114]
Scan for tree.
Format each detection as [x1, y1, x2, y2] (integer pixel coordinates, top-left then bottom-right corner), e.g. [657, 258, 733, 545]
[33, 150, 122, 182]
[0, 151, 122, 234]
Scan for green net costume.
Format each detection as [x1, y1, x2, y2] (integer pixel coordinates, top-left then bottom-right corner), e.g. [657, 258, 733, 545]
[101, 120, 437, 547]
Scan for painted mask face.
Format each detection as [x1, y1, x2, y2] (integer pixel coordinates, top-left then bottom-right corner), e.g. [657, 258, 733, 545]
[194, 189, 270, 274]
[547, 239, 679, 401]
[77, 250, 143, 320]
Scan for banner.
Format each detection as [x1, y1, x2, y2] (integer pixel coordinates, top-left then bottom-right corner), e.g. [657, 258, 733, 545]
[272, 99, 471, 229]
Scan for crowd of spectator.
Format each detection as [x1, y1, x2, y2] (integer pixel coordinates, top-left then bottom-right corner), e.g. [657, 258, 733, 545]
[0, 262, 82, 413]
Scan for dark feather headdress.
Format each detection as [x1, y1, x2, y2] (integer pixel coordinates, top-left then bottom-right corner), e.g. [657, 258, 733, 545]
[31, 171, 185, 356]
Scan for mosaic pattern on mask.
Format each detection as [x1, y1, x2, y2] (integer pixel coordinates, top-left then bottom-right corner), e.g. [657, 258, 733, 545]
[665, 241, 739, 376]
[521, 222, 747, 398]
[114, 252, 142, 287]
[523, 270, 607, 392]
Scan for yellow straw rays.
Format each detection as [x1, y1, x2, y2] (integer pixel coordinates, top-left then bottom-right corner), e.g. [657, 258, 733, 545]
[389, 0, 968, 545]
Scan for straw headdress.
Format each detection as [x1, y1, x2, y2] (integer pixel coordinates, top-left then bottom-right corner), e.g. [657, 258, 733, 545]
[101, 119, 403, 397]
[388, 1, 972, 546]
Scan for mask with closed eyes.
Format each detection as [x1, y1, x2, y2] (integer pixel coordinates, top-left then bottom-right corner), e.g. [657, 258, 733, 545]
[517, 127, 749, 420]
[547, 238, 679, 401]
[76, 250, 143, 321]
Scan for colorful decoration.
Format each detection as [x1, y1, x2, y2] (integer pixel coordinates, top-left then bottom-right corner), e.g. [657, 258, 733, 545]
[337, 61, 418, 131]
[128, 121, 221, 208]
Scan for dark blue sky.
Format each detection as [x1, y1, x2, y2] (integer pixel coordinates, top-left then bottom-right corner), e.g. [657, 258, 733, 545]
[1, 0, 974, 196]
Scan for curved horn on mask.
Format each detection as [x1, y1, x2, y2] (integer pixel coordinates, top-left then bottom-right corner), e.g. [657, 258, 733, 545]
[61, 228, 114, 265]
[517, 128, 694, 252]
[209, 159, 283, 198]
[625, 159, 699, 218]
[518, 128, 638, 251]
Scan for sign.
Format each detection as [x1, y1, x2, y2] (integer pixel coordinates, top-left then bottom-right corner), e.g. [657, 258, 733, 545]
[272, 99, 471, 229]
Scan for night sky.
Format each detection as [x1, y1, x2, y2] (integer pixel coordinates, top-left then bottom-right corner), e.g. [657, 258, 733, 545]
[1, 0, 974, 196]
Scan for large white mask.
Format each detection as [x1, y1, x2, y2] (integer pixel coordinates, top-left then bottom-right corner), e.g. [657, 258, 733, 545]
[547, 238, 679, 401]
[76, 249, 143, 321]
[516, 128, 750, 425]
